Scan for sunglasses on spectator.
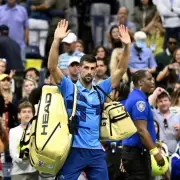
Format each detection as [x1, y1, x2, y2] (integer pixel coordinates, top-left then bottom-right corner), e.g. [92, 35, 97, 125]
[168, 41, 177, 45]
[163, 119, 168, 128]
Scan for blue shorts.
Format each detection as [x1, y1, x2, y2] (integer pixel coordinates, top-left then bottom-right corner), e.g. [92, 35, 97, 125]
[57, 148, 109, 180]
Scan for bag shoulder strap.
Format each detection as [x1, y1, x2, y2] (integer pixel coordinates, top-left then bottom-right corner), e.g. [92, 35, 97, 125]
[69, 84, 77, 121]
[94, 85, 113, 101]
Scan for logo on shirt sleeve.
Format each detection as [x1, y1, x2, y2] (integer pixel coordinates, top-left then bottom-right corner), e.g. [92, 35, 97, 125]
[136, 101, 146, 112]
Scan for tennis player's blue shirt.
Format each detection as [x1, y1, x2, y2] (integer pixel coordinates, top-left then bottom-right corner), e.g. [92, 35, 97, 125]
[123, 88, 156, 147]
[58, 76, 112, 149]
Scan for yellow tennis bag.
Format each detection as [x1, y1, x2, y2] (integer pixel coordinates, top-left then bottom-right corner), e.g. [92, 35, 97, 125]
[19, 85, 77, 175]
[94, 85, 137, 141]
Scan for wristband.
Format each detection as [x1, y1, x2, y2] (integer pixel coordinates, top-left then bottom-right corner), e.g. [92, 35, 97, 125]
[150, 147, 159, 156]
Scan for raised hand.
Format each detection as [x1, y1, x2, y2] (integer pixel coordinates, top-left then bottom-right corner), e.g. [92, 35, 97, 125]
[9, 70, 15, 79]
[54, 19, 70, 40]
[118, 25, 131, 45]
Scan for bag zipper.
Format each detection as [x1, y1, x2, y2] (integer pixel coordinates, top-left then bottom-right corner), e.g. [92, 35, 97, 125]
[109, 114, 113, 136]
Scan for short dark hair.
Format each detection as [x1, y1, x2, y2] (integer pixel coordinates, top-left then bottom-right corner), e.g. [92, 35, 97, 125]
[18, 101, 33, 113]
[25, 67, 39, 77]
[80, 54, 97, 66]
[168, 35, 177, 42]
[132, 70, 147, 86]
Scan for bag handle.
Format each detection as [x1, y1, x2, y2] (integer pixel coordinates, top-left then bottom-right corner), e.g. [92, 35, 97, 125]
[69, 84, 77, 121]
[94, 85, 113, 101]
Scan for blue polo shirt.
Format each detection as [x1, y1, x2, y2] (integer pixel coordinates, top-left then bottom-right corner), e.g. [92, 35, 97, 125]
[123, 88, 156, 147]
[58, 76, 112, 149]
[129, 44, 157, 71]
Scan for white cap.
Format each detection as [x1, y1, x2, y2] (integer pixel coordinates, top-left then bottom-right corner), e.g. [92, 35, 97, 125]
[134, 31, 147, 48]
[134, 31, 147, 41]
[68, 56, 80, 66]
[62, 32, 77, 44]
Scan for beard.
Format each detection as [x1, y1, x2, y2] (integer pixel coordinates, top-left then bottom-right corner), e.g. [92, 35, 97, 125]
[82, 75, 93, 84]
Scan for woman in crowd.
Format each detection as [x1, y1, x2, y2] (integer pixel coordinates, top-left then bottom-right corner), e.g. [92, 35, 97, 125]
[145, 12, 165, 55]
[108, 25, 123, 50]
[134, 0, 157, 31]
[110, 48, 129, 84]
[156, 48, 180, 90]
[21, 78, 37, 103]
[93, 45, 109, 61]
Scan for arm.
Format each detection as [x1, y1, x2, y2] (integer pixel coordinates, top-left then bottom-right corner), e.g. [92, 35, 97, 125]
[111, 25, 131, 88]
[148, 52, 157, 73]
[9, 129, 22, 163]
[156, 65, 169, 82]
[24, 28, 29, 45]
[31, 0, 56, 11]
[134, 120, 156, 150]
[156, 1, 177, 17]
[148, 67, 156, 74]
[48, 20, 70, 84]
[148, 87, 166, 106]
[24, 8, 29, 44]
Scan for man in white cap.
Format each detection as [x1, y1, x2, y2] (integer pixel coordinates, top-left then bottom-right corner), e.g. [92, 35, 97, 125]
[128, 31, 157, 75]
[58, 32, 84, 76]
[68, 56, 80, 83]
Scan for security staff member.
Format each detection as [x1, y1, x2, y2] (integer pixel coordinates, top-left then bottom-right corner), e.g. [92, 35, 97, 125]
[121, 70, 165, 180]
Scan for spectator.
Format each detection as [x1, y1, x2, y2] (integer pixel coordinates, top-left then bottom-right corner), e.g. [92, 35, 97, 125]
[93, 58, 108, 85]
[170, 88, 180, 115]
[21, 78, 38, 102]
[9, 102, 39, 180]
[155, 0, 180, 49]
[153, 120, 170, 180]
[25, 67, 39, 83]
[107, 7, 136, 43]
[155, 36, 178, 78]
[145, 12, 165, 55]
[0, 74, 18, 129]
[67, 57, 80, 83]
[153, 91, 180, 155]
[27, 0, 50, 57]
[90, 0, 111, 47]
[0, 0, 29, 62]
[33, 0, 69, 56]
[133, 0, 157, 31]
[93, 45, 109, 60]
[156, 48, 180, 90]
[75, 40, 84, 53]
[58, 32, 84, 75]
[0, 25, 24, 71]
[128, 31, 157, 74]
[108, 25, 122, 50]
[110, 48, 129, 83]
